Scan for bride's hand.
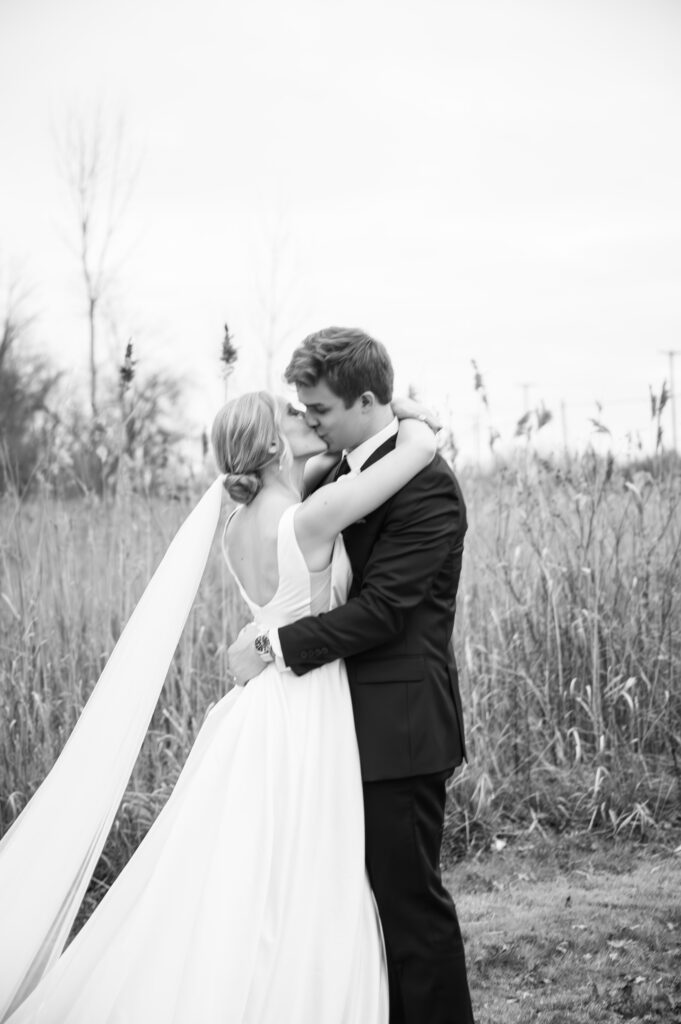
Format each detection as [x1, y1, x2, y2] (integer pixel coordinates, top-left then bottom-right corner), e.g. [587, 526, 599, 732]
[391, 395, 442, 433]
[227, 622, 265, 687]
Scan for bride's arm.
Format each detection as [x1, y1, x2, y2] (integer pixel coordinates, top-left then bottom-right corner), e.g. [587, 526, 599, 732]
[302, 451, 339, 494]
[301, 398, 439, 496]
[295, 419, 436, 546]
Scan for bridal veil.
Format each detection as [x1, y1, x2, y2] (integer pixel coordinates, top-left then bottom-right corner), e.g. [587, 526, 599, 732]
[0, 478, 224, 1021]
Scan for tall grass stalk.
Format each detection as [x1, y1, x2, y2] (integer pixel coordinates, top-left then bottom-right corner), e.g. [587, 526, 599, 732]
[0, 476, 247, 898]
[449, 451, 680, 848]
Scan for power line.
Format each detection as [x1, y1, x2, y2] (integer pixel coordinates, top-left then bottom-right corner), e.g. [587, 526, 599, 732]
[559, 393, 680, 409]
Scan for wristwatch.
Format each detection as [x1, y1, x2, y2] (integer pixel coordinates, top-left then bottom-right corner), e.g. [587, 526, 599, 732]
[254, 632, 274, 664]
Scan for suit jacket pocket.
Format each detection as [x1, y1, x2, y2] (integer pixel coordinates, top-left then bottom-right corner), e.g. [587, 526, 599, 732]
[352, 655, 425, 685]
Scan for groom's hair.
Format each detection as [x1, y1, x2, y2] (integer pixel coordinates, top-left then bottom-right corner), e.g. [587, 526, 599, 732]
[284, 326, 394, 407]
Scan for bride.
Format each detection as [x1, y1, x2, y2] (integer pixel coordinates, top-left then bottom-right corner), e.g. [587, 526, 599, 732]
[1, 390, 436, 1023]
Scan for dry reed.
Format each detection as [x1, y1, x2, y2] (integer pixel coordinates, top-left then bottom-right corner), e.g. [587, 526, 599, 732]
[1, 451, 679, 912]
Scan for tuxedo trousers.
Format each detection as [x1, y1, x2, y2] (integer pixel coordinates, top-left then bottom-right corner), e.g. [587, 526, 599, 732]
[363, 770, 475, 1024]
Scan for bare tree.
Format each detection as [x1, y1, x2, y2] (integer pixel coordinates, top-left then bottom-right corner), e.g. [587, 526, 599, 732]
[55, 110, 139, 419]
[0, 273, 61, 493]
[0, 275, 35, 373]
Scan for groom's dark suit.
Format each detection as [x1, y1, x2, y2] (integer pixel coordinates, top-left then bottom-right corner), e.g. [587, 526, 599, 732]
[278, 437, 474, 1024]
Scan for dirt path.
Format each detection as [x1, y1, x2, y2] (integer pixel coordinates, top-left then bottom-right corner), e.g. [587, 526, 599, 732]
[444, 834, 681, 1023]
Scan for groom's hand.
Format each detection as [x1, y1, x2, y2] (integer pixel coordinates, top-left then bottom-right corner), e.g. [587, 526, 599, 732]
[227, 622, 266, 686]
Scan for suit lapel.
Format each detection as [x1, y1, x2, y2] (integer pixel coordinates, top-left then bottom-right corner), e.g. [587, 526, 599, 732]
[357, 435, 397, 473]
[341, 436, 398, 567]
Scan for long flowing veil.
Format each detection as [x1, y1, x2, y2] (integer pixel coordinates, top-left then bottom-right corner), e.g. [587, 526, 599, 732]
[0, 477, 225, 1021]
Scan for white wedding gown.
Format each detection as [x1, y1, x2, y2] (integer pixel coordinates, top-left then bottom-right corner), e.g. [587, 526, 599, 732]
[7, 504, 388, 1023]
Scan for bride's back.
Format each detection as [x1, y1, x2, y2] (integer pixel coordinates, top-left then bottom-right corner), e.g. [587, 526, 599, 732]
[222, 492, 296, 608]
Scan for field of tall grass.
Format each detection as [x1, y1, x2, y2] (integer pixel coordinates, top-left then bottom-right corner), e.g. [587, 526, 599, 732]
[1, 450, 680, 916]
[449, 450, 680, 851]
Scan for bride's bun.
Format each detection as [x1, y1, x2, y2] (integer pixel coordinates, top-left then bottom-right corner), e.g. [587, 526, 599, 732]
[211, 392, 286, 505]
[223, 471, 262, 505]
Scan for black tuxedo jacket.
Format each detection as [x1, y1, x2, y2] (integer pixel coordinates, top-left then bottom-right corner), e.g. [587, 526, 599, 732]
[278, 437, 468, 782]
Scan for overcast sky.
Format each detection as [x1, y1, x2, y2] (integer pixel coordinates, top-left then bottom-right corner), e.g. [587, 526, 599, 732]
[1, 0, 680, 460]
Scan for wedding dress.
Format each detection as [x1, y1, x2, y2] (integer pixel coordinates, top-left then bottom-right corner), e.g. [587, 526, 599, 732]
[4, 502, 388, 1023]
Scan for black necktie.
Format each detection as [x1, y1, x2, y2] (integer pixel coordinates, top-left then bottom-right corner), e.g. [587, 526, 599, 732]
[334, 456, 351, 481]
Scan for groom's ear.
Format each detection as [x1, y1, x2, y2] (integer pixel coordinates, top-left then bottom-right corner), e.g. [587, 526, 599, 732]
[359, 391, 377, 412]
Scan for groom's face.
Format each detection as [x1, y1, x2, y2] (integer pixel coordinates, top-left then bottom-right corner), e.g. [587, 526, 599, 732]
[296, 379, 364, 454]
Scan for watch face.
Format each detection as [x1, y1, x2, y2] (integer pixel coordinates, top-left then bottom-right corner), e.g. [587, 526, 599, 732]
[255, 634, 273, 660]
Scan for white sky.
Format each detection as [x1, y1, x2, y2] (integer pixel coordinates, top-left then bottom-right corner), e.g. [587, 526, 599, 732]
[1, 0, 680, 460]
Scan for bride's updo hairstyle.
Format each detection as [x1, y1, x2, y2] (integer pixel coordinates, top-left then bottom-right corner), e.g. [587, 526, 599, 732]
[211, 392, 288, 505]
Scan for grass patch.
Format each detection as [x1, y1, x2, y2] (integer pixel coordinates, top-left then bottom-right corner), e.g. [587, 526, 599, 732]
[2, 454, 680, 936]
[446, 832, 681, 1023]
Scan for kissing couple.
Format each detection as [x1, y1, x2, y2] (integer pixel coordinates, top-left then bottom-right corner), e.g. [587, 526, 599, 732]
[0, 327, 475, 1023]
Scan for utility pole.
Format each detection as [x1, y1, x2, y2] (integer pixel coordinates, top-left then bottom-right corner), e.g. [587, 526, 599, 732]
[660, 349, 681, 451]
[517, 381, 536, 414]
[472, 415, 481, 465]
[561, 400, 569, 456]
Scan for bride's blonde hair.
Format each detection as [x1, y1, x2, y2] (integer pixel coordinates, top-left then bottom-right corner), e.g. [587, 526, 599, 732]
[211, 391, 288, 504]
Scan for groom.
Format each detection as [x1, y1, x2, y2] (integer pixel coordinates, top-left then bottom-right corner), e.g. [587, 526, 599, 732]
[228, 326, 475, 1024]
